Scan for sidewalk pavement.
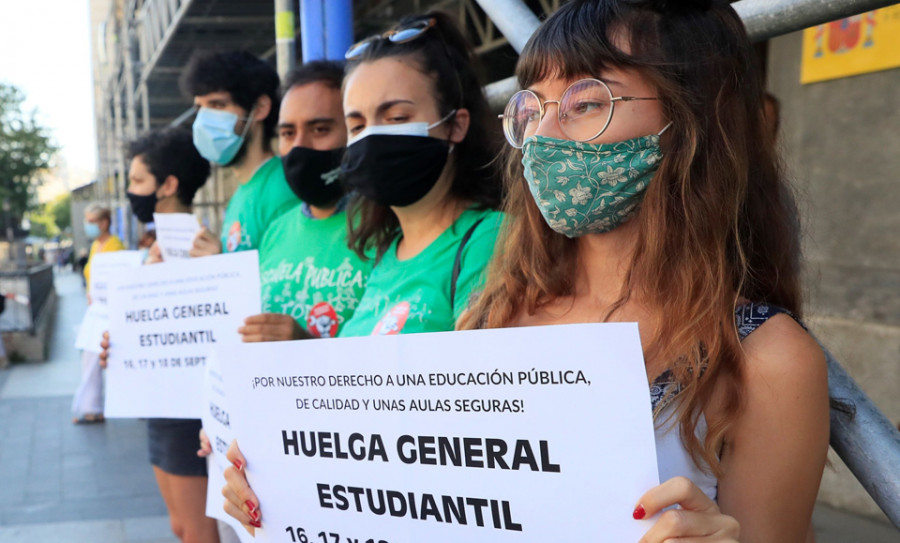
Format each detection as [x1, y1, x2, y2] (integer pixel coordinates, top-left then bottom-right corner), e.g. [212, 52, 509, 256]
[0, 270, 896, 542]
[0, 271, 175, 543]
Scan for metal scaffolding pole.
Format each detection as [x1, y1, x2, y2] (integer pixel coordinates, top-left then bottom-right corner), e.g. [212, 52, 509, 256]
[275, 0, 297, 78]
[482, 0, 900, 109]
[734, 0, 900, 42]
[112, 85, 125, 202]
[104, 98, 116, 204]
[123, 20, 139, 140]
[140, 83, 150, 131]
[826, 348, 900, 529]
[472, 0, 540, 53]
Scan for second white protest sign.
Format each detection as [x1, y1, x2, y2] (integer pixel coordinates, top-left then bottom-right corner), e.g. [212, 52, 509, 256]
[105, 250, 261, 418]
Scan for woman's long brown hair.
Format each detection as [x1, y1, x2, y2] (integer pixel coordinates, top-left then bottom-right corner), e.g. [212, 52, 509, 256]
[459, 0, 802, 475]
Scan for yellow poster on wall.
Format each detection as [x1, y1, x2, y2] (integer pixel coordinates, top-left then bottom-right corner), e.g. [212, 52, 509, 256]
[801, 5, 900, 84]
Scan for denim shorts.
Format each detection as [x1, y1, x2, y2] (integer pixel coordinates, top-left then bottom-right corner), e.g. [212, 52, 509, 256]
[147, 418, 207, 477]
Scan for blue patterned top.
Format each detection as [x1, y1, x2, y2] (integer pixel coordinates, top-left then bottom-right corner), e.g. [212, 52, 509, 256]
[649, 302, 797, 412]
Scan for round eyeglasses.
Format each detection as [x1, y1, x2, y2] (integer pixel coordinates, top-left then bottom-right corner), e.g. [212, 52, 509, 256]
[345, 18, 436, 60]
[499, 78, 660, 149]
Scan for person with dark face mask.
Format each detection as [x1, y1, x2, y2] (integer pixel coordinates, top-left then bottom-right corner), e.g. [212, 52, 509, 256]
[181, 50, 300, 256]
[333, 12, 504, 338]
[126, 128, 210, 251]
[121, 127, 221, 543]
[235, 61, 372, 343]
[220, 13, 504, 533]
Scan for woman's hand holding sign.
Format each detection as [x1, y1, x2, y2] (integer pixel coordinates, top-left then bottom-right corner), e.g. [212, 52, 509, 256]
[223, 439, 262, 534]
[634, 477, 740, 543]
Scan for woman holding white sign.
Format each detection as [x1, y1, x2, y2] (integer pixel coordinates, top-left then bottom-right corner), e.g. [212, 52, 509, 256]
[333, 12, 503, 337]
[220, 11, 505, 532]
[458, 0, 829, 541]
[120, 128, 221, 543]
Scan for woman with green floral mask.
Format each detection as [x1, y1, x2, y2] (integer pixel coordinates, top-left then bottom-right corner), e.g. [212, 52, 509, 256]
[461, 0, 829, 542]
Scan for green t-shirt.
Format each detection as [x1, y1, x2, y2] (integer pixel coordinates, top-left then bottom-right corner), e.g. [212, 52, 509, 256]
[259, 206, 373, 338]
[222, 157, 299, 253]
[338, 207, 502, 337]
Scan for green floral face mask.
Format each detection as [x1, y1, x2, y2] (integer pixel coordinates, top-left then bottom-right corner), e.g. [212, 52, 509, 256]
[521, 131, 665, 238]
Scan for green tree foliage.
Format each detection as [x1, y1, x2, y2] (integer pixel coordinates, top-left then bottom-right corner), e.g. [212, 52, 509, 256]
[0, 83, 57, 226]
[28, 210, 58, 239]
[49, 193, 71, 232]
[27, 193, 71, 239]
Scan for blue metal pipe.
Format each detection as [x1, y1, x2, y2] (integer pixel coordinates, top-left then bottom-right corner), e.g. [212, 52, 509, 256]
[324, 0, 353, 61]
[299, 0, 353, 62]
[299, 0, 325, 62]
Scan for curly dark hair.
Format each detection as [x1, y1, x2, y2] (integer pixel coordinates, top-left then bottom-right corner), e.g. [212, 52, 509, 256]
[180, 50, 281, 141]
[344, 11, 503, 260]
[127, 128, 211, 207]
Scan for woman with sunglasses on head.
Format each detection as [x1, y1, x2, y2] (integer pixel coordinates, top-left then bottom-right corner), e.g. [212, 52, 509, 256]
[334, 12, 503, 337]
[221, 12, 503, 532]
[459, 1, 829, 541]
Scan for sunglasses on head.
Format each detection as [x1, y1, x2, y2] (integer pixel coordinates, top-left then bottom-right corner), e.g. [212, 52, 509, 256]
[345, 18, 436, 60]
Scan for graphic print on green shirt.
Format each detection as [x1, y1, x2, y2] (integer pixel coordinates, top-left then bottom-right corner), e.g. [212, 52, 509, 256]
[222, 157, 299, 253]
[259, 207, 372, 338]
[338, 207, 502, 337]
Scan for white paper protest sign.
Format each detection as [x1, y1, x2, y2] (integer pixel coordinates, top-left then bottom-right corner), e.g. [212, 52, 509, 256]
[153, 212, 200, 261]
[105, 250, 261, 418]
[202, 353, 255, 543]
[75, 250, 146, 351]
[219, 323, 659, 543]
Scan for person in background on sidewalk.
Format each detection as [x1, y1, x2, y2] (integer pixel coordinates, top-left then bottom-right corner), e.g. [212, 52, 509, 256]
[181, 50, 299, 257]
[71, 204, 124, 424]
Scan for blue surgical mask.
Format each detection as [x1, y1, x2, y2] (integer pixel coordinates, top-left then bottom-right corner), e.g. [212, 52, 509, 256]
[84, 222, 101, 239]
[192, 107, 255, 165]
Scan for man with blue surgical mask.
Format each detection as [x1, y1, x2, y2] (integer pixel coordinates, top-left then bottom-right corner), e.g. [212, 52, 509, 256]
[180, 50, 300, 255]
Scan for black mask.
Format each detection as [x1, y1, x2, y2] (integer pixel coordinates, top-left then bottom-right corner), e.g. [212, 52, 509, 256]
[127, 191, 157, 224]
[281, 146, 346, 207]
[340, 135, 449, 207]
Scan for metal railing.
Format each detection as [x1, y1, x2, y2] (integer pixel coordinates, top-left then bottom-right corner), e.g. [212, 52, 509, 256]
[474, 0, 900, 530]
[0, 264, 55, 334]
[480, 0, 900, 109]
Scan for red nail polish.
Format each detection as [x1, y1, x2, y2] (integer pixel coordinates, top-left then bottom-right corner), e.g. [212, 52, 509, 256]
[232, 459, 244, 471]
[633, 504, 646, 520]
[249, 519, 262, 528]
[245, 500, 257, 514]
[249, 509, 261, 522]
